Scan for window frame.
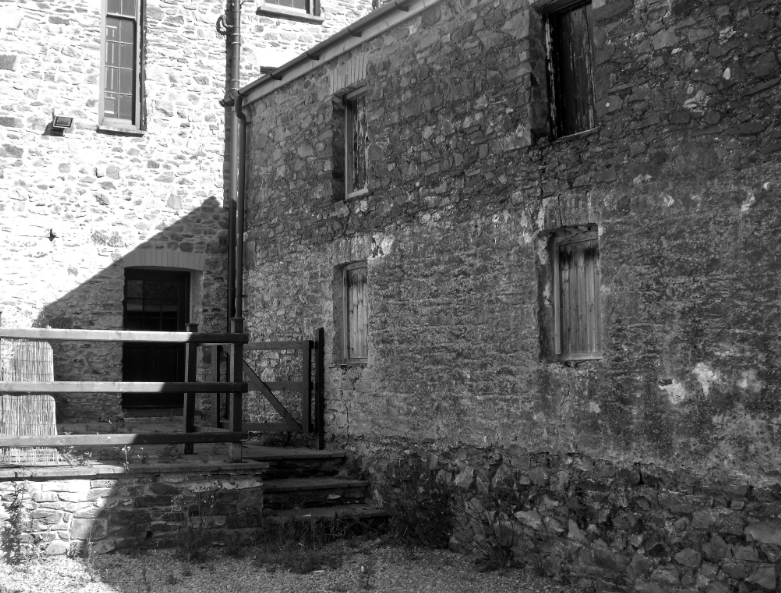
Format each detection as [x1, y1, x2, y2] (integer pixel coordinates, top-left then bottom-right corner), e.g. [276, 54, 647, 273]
[99, 0, 143, 133]
[551, 227, 602, 361]
[343, 86, 370, 200]
[543, 0, 597, 140]
[257, 0, 323, 22]
[342, 261, 368, 364]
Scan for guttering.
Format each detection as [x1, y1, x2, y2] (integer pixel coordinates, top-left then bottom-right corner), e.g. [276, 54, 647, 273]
[240, 0, 441, 105]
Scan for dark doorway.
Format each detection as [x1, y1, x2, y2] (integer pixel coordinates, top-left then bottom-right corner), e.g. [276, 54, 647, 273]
[122, 269, 190, 412]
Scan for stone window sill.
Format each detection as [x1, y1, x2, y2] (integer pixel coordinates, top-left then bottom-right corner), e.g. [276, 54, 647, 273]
[97, 124, 145, 137]
[552, 126, 601, 144]
[256, 4, 324, 24]
[345, 187, 371, 201]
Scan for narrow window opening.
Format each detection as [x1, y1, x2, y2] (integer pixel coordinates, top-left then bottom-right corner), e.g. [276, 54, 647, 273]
[344, 87, 369, 199]
[100, 0, 143, 130]
[550, 226, 602, 361]
[336, 261, 368, 363]
[544, 0, 596, 139]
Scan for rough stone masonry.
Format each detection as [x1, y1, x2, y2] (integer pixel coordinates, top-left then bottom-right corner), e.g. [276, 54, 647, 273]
[240, 0, 781, 589]
[0, 0, 371, 421]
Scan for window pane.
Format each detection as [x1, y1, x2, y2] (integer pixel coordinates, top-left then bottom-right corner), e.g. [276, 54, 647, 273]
[350, 95, 367, 191]
[291, 0, 307, 9]
[106, 18, 119, 41]
[119, 19, 134, 43]
[126, 280, 143, 298]
[118, 94, 134, 120]
[119, 43, 134, 68]
[119, 68, 133, 94]
[104, 93, 118, 117]
[121, 0, 136, 16]
[105, 67, 117, 91]
[107, 0, 122, 15]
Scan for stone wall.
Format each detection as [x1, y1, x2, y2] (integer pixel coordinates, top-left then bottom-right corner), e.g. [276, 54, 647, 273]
[0, 0, 371, 421]
[0, 463, 264, 560]
[241, 0, 781, 588]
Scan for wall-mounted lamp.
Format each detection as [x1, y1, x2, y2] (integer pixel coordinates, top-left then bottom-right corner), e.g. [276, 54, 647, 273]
[51, 115, 73, 136]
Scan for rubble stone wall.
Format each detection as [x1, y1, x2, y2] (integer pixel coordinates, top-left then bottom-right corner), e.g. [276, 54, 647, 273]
[0, 464, 264, 560]
[0, 0, 371, 421]
[242, 0, 781, 588]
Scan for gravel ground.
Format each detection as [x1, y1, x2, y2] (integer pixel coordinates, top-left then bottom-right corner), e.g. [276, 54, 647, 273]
[0, 541, 580, 593]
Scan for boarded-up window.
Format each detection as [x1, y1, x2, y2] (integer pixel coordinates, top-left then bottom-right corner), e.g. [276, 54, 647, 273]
[343, 261, 368, 361]
[344, 87, 368, 198]
[553, 229, 601, 360]
[545, 0, 596, 138]
[101, 0, 142, 129]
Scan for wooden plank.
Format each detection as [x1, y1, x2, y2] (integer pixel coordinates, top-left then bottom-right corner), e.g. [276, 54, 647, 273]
[193, 426, 229, 433]
[314, 328, 325, 449]
[302, 339, 311, 434]
[0, 432, 249, 447]
[228, 318, 244, 462]
[0, 382, 246, 394]
[209, 345, 220, 428]
[242, 361, 302, 431]
[183, 323, 198, 455]
[264, 381, 305, 391]
[0, 328, 249, 344]
[240, 422, 304, 433]
[576, 245, 587, 354]
[560, 244, 572, 356]
[244, 341, 307, 351]
[585, 247, 595, 353]
[594, 246, 602, 352]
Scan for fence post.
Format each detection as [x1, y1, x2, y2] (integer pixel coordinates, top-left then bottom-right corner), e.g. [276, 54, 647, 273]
[228, 318, 244, 462]
[314, 327, 325, 450]
[183, 323, 198, 454]
[210, 345, 219, 428]
[302, 337, 311, 434]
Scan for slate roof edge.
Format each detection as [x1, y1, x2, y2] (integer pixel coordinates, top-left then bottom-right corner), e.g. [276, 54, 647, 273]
[240, 0, 444, 105]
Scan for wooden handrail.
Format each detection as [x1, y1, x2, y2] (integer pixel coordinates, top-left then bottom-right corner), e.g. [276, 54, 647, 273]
[0, 328, 249, 344]
[244, 341, 308, 351]
[0, 432, 249, 447]
[0, 381, 247, 394]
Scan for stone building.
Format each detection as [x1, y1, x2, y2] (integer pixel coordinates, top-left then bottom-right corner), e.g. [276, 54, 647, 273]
[0, 0, 371, 421]
[239, 0, 781, 588]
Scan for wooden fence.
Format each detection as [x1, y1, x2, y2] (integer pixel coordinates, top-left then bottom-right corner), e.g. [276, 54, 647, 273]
[0, 322, 249, 461]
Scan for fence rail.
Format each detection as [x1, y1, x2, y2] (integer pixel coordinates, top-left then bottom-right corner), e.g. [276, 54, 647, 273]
[210, 328, 326, 450]
[0, 323, 248, 460]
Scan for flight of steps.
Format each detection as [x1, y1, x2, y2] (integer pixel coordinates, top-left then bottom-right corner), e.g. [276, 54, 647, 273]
[243, 446, 388, 528]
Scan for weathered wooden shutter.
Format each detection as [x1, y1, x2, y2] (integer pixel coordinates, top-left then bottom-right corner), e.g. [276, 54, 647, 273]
[344, 262, 368, 360]
[344, 88, 368, 196]
[557, 237, 601, 358]
[546, 0, 596, 138]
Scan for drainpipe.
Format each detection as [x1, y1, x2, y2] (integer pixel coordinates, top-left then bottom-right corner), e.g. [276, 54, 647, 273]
[225, 0, 242, 332]
[235, 91, 247, 320]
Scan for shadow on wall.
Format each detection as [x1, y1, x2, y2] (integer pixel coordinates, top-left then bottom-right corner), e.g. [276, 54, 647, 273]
[4, 197, 229, 423]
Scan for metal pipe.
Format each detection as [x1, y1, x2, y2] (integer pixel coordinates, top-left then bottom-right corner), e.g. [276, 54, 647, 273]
[235, 92, 247, 319]
[226, 0, 242, 331]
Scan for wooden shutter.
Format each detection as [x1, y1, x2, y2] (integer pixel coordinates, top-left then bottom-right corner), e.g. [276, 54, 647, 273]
[547, 1, 596, 138]
[344, 262, 368, 360]
[555, 235, 601, 359]
[344, 87, 368, 197]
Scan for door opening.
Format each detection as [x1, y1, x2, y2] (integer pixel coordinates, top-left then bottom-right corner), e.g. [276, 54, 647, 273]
[122, 269, 190, 414]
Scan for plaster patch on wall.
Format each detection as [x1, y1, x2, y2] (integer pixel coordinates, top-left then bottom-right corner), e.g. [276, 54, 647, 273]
[737, 369, 763, 394]
[588, 401, 601, 413]
[693, 363, 719, 396]
[660, 380, 687, 405]
[740, 191, 755, 213]
[370, 234, 394, 259]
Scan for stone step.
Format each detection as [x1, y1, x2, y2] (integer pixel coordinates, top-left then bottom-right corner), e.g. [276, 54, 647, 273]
[262, 477, 370, 509]
[245, 446, 346, 479]
[265, 503, 389, 524]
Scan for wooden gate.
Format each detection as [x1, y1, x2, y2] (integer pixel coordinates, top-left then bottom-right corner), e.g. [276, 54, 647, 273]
[209, 328, 325, 449]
